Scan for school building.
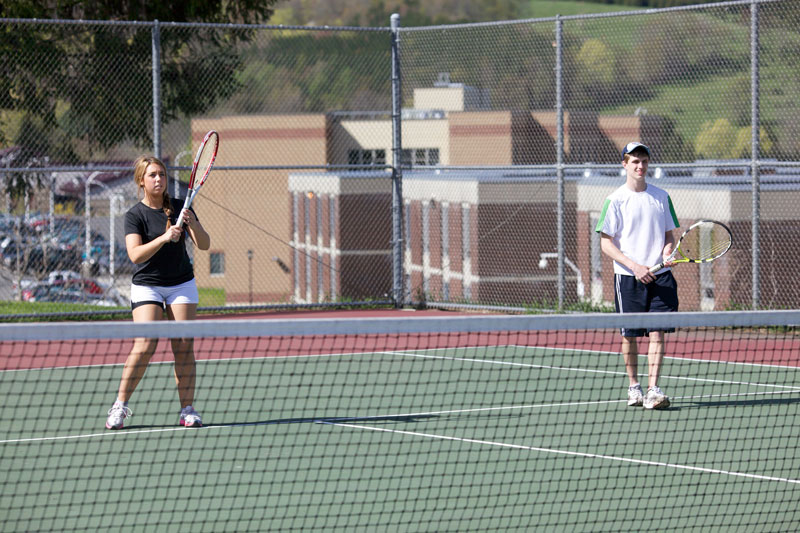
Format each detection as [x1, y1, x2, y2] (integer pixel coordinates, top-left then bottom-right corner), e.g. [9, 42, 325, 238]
[191, 80, 792, 310]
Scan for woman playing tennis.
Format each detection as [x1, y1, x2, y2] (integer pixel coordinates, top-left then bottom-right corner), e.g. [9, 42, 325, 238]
[105, 156, 211, 430]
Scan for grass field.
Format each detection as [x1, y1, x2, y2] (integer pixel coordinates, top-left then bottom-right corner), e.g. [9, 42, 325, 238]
[523, 0, 645, 18]
[0, 287, 225, 321]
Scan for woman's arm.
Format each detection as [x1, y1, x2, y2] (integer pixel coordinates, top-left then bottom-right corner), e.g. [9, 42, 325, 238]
[126, 225, 182, 264]
[179, 210, 211, 251]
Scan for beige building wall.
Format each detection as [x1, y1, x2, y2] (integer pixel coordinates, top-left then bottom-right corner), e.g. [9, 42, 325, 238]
[191, 104, 650, 305]
[413, 87, 468, 111]
[191, 114, 327, 303]
[449, 111, 514, 165]
[328, 118, 450, 166]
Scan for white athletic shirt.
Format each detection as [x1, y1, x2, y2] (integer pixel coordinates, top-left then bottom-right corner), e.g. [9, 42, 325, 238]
[595, 183, 679, 276]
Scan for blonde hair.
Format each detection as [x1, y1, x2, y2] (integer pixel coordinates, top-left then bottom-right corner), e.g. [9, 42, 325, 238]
[133, 156, 173, 230]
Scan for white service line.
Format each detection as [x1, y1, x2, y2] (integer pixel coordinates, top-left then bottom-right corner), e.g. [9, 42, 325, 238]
[388, 349, 800, 391]
[321, 419, 800, 486]
[2, 388, 795, 446]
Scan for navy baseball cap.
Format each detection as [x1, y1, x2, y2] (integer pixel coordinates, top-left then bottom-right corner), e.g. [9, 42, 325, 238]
[622, 142, 650, 158]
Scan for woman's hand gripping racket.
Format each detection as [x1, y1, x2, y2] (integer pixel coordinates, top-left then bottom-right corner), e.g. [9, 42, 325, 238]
[176, 130, 219, 229]
[650, 219, 732, 273]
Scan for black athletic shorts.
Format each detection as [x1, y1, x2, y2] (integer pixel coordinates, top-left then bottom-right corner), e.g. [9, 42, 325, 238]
[614, 271, 679, 337]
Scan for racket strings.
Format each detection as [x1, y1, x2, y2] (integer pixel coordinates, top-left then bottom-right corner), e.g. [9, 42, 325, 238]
[197, 145, 216, 173]
[683, 230, 732, 261]
[196, 136, 219, 182]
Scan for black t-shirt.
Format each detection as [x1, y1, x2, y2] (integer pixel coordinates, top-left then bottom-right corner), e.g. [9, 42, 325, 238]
[124, 198, 196, 287]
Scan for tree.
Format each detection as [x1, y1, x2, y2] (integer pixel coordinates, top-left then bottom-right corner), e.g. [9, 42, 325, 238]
[694, 119, 737, 159]
[577, 39, 615, 85]
[0, 1, 278, 168]
[695, 119, 773, 160]
[733, 126, 773, 159]
[1, 2, 275, 27]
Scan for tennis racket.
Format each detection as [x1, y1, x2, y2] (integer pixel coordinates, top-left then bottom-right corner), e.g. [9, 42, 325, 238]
[176, 130, 219, 229]
[649, 219, 732, 273]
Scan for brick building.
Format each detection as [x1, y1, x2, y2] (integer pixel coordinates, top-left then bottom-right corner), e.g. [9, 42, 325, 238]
[192, 82, 663, 306]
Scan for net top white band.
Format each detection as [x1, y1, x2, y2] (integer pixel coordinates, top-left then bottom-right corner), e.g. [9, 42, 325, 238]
[2, 310, 799, 342]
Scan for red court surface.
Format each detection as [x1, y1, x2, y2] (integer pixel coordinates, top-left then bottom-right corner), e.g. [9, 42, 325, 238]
[3, 309, 800, 370]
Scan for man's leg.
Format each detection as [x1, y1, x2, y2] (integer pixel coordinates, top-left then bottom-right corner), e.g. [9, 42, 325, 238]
[622, 336, 639, 386]
[647, 331, 666, 389]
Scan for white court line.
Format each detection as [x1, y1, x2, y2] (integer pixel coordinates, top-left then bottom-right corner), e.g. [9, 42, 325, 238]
[6, 341, 799, 376]
[316, 388, 800, 425]
[3, 388, 795, 446]
[509, 344, 800, 371]
[3, 346, 798, 445]
[0, 348, 396, 374]
[387, 349, 800, 392]
[0, 425, 198, 444]
[320, 420, 800, 486]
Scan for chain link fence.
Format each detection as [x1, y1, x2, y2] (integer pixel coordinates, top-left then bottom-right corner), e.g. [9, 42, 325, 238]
[2, 0, 798, 316]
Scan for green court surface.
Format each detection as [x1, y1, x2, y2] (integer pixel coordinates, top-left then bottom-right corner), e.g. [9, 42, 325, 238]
[2, 343, 800, 531]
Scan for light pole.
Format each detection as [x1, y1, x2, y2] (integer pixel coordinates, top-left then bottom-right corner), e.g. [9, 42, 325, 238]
[538, 252, 585, 301]
[109, 194, 125, 288]
[174, 150, 191, 198]
[49, 173, 57, 236]
[247, 249, 254, 304]
[84, 172, 102, 277]
[84, 173, 121, 285]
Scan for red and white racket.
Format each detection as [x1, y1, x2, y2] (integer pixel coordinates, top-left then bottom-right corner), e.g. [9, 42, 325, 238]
[177, 130, 219, 229]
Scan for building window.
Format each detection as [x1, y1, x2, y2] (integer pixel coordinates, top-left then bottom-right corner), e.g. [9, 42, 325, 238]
[348, 149, 386, 167]
[348, 150, 359, 165]
[210, 252, 225, 276]
[401, 148, 439, 167]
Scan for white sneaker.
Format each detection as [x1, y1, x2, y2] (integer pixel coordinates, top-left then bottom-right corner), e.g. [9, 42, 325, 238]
[627, 384, 644, 407]
[106, 402, 132, 430]
[180, 406, 202, 428]
[644, 386, 670, 410]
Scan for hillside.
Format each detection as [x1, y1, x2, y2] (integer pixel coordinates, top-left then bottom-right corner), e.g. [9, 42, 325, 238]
[269, 0, 647, 27]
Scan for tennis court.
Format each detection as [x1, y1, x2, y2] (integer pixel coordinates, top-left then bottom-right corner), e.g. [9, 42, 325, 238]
[2, 311, 800, 531]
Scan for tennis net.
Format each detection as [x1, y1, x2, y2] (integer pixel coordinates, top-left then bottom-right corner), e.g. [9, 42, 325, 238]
[2, 310, 800, 531]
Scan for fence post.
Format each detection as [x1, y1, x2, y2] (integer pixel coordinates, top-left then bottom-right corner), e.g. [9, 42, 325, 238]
[555, 15, 565, 311]
[152, 20, 162, 159]
[390, 13, 405, 308]
[750, 1, 760, 309]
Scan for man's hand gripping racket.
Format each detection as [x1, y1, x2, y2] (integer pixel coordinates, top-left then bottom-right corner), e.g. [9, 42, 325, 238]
[650, 219, 732, 273]
[177, 130, 219, 229]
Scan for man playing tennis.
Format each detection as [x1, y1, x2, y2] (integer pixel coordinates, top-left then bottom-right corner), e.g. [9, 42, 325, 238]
[595, 142, 679, 409]
[105, 156, 211, 429]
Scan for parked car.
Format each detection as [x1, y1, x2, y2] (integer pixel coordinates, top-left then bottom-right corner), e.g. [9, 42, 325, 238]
[1, 238, 80, 273]
[21, 277, 126, 307]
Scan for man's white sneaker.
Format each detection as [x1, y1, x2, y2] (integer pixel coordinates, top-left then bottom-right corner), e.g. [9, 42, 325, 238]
[644, 386, 670, 410]
[627, 384, 644, 407]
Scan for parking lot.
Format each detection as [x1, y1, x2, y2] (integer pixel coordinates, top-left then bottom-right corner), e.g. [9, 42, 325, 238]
[1, 214, 130, 308]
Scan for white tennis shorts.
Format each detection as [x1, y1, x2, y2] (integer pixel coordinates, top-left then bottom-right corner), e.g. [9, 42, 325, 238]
[130, 278, 199, 309]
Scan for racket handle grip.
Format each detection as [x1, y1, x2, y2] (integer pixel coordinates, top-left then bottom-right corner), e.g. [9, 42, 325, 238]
[649, 262, 665, 274]
[175, 208, 187, 229]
